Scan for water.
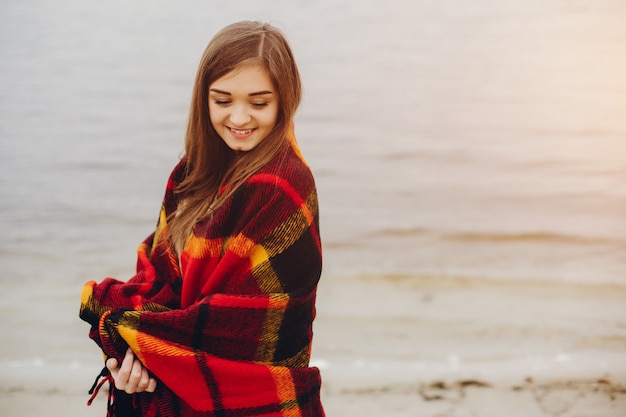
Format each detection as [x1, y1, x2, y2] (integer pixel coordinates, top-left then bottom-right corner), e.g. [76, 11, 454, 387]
[0, 0, 625, 373]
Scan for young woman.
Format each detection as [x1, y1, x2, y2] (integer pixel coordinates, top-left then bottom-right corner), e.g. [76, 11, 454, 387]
[80, 21, 324, 417]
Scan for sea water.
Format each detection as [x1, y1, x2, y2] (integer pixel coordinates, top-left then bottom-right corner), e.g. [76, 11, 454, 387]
[1, 0, 625, 287]
[0, 0, 625, 381]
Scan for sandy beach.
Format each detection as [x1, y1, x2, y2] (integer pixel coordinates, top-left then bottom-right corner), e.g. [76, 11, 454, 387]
[2, 274, 625, 416]
[2, 0, 626, 416]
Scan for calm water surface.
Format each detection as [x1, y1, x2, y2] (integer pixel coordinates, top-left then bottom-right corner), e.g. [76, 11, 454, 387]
[1, 0, 625, 290]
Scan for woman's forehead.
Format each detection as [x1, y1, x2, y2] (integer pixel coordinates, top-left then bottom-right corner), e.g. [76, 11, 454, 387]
[210, 64, 274, 93]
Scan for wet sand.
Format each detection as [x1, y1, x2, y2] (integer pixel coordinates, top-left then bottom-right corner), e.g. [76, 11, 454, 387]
[1, 275, 625, 416]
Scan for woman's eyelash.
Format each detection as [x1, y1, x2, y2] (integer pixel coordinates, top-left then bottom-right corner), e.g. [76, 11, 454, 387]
[213, 100, 269, 108]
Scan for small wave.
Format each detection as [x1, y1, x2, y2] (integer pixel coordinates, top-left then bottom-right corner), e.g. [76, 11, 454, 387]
[364, 227, 432, 238]
[444, 231, 622, 246]
[365, 227, 624, 246]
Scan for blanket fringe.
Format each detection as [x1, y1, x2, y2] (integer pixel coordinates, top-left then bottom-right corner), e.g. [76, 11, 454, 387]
[87, 366, 116, 417]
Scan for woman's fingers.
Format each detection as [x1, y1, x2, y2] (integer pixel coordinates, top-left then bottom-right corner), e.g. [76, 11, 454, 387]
[146, 377, 157, 393]
[106, 357, 119, 371]
[126, 355, 145, 394]
[107, 348, 156, 394]
[137, 368, 150, 389]
[112, 349, 134, 392]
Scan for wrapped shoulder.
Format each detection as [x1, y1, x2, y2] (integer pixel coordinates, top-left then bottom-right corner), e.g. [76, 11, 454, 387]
[249, 145, 317, 201]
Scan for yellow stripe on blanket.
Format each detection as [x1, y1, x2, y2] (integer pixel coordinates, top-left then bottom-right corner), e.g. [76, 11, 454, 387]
[269, 366, 302, 417]
[255, 294, 289, 363]
[250, 243, 269, 267]
[185, 235, 224, 259]
[150, 206, 168, 252]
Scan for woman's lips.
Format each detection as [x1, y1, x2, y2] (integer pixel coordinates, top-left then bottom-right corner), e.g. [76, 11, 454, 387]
[228, 127, 255, 137]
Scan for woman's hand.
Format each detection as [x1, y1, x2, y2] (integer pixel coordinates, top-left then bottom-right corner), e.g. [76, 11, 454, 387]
[106, 348, 157, 394]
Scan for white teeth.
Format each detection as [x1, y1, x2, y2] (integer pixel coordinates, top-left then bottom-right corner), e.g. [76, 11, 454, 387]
[231, 128, 253, 135]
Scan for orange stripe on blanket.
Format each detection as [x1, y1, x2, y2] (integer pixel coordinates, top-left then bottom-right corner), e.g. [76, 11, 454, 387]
[268, 293, 290, 309]
[269, 367, 302, 417]
[226, 234, 257, 258]
[80, 281, 96, 304]
[117, 312, 141, 352]
[185, 234, 224, 259]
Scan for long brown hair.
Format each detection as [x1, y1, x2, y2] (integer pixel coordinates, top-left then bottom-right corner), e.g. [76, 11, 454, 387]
[168, 21, 302, 253]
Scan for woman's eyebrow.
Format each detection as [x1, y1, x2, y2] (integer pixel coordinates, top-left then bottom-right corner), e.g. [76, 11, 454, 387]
[209, 88, 231, 95]
[249, 90, 273, 96]
[209, 88, 273, 96]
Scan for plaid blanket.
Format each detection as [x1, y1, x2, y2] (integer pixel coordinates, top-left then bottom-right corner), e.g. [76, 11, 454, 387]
[80, 135, 324, 417]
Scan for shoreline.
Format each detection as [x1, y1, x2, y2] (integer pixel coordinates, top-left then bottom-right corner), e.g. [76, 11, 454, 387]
[2, 274, 626, 416]
[2, 360, 625, 417]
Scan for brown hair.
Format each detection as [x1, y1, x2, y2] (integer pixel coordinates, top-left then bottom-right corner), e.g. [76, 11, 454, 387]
[168, 21, 302, 253]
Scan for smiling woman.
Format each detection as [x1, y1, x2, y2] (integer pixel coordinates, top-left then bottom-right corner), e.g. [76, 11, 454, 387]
[78, 21, 324, 417]
[208, 64, 279, 152]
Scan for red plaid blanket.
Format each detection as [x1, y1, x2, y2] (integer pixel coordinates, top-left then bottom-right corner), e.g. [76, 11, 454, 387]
[80, 136, 324, 417]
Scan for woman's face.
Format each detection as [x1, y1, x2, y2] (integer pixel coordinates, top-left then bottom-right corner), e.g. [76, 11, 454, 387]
[208, 64, 279, 152]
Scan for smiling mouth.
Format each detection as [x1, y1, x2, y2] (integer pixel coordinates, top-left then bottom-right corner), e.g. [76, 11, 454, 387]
[229, 127, 255, 135]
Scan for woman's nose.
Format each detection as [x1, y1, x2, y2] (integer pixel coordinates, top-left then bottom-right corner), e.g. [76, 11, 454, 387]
[229, 104, 251, 126]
